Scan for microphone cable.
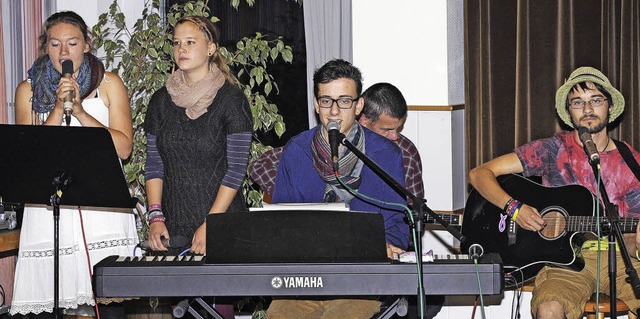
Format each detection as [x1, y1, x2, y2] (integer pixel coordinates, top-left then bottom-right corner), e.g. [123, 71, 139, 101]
[504, 269, 524, 319]
[594, 166, 603, 318]
[76, 206, 103, 319]
[178, 248, 191, 257]
[473, 256, 486, 319]
[334, 175, 429, 319]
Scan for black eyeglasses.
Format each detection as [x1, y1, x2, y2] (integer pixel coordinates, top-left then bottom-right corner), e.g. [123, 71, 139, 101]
[316, 97, 359, 109]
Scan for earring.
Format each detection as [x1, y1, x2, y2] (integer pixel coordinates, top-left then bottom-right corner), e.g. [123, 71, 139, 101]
[208, 52, 213, 56]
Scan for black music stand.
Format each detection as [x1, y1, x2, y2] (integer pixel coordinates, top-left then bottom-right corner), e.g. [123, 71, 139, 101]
[0, 124, 136, 319]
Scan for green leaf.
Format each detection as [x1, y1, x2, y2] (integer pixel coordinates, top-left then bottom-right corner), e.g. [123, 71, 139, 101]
[282, 49, 293, 62]
[148, 48, 158, 58]
[264, 81, 272, 96]
[275, 121, 285, 137]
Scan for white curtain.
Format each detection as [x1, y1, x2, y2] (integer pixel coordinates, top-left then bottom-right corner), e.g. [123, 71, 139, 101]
[2, 0, 54, 124]
[303, 0, 352, 128]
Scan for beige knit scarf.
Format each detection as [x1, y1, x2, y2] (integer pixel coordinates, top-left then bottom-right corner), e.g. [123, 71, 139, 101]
[166, 65, 225, 120]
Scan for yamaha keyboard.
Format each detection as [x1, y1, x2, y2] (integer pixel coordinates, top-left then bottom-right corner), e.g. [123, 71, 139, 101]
[94, 253, 504, 297]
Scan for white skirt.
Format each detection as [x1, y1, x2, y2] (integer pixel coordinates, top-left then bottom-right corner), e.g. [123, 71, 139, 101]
[10, 204, 139, 315]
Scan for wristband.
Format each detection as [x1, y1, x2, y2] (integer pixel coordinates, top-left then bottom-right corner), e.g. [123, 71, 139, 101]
[503, 198, 515, 213]
[149, 216, 165, 224]
[504, 200, 519, 217]
[511, 204, 522, 221]
[148, 210, 164, 219]
[504, 199, 521, 218]
[149, 203, 161, 211]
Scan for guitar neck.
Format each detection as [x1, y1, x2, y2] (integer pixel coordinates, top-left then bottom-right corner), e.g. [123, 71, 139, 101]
[567, 216, 639, 233]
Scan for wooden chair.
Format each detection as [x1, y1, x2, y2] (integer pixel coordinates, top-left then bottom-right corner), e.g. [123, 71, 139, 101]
[583, 293, 637, 319]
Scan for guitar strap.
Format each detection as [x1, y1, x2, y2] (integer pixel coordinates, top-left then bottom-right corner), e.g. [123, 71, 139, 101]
[612, 139, 640, 183]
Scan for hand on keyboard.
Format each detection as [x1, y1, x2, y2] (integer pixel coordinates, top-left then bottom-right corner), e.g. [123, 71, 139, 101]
[386, 243, 405, 260]
[191, 222, 207, 255]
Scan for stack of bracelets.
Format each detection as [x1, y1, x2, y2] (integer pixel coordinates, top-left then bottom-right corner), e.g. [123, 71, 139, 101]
[503, 198, 523, 221]
[148, 203, 165, 224]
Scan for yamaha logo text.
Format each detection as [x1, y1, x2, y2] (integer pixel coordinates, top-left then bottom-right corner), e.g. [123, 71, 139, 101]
[271, 276, 324, 289]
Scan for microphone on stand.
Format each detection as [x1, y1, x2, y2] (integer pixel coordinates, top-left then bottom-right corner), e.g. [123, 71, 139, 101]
[61, 60, 74, 126]
[327, 120, 342, 172]
[578, 126, 600, 164]
[138, 235, 188, 250]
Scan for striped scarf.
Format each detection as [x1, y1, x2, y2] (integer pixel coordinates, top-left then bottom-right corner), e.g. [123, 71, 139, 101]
[27, 53, 104, 114]
[311, 122, 365, 203]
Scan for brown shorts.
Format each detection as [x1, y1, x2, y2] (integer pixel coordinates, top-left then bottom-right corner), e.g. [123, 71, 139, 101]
[531, 250, 640, 319]
[266, 298, 381, 319]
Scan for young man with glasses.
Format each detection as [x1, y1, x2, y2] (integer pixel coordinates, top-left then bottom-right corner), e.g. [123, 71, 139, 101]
[251, 82, 424, 201]
[265, 59, 410, 319]
[468, 66, 640, 319]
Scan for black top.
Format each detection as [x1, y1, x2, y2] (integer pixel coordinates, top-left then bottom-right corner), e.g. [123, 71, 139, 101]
[145, 81, 253, 238]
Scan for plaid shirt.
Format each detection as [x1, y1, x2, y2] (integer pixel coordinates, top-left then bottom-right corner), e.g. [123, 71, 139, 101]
[250, 133, 425, 199]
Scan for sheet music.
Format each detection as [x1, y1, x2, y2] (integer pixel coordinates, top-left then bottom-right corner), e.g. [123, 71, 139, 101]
[399, 250, 472, 263]
[249, 202, 349, 211]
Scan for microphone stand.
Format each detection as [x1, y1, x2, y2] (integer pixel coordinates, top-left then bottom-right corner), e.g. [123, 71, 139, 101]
[339, 135, 466, 317]
[587, 160, 640, 316]
[51, 172, 71, 319]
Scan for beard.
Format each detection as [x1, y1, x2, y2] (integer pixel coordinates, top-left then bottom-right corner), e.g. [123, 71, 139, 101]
[572, 113, 609, 134]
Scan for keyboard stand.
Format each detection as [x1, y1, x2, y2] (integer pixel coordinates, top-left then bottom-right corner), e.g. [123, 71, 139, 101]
[173, 298, 223, 319]
[374, 297, 407, 319]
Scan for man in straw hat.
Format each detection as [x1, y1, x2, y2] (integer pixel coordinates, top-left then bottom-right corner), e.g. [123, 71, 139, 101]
[468, 66, 640, 319]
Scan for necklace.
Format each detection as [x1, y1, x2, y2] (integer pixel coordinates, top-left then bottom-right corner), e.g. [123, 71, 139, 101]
[599, 137, 611, 152]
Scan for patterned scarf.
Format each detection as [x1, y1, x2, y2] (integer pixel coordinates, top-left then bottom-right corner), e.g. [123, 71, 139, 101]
[312, 122, 365, 203]
[28, 53, 104, 113]
[166, 65, 225, 120]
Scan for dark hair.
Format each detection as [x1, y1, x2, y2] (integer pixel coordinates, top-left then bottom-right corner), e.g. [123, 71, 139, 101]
[175, 16, 239, 87]
[360, 82, 407, 122]
[313, 59, 363, 97]
[39, 11, 90, 55]
[564, 81, 614, 111]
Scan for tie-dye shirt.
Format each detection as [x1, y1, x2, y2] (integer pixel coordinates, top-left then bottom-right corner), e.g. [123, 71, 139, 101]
[515, 130, 640, 217]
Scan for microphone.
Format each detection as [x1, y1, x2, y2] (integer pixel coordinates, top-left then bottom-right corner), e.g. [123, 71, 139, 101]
[468, 243, 484, 259]
[578, 126, 600, 164]
[61, 60, 74, 126]
[327, 120, 341, 172]
[138, 235, 189, 250]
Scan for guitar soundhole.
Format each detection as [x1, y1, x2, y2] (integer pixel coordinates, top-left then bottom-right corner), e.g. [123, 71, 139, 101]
[539, 209, 567, 240]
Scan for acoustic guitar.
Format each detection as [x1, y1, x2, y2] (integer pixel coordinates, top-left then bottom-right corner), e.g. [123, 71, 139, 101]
[460, 174, 638, 284]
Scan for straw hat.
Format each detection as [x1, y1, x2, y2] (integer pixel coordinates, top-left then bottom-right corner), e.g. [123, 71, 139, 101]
[555, 66, 624, 128]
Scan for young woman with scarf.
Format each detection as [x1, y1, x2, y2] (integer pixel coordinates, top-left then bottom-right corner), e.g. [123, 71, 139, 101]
[11, 11, 138, 318]
[143, 16, 253, 319]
